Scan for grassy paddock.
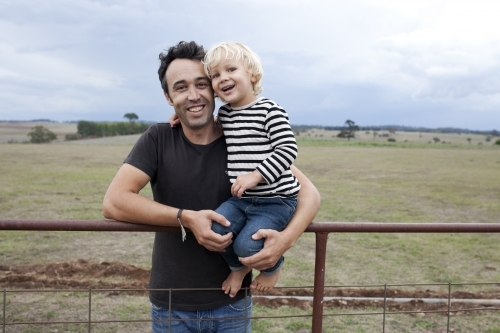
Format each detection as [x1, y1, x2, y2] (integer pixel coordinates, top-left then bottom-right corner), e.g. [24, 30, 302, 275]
[1, 136, 500, 332]
[298, 128, 498, 147]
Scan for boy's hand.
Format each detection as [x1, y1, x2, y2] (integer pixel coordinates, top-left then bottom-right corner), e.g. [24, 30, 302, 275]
[169, 113, 181, 128]
[231, 170, 263, 198]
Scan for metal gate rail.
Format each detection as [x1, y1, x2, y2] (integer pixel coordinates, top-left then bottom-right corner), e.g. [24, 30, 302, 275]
[1, 220, 500, 332]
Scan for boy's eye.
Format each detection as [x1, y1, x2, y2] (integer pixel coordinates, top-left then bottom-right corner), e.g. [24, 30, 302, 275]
[212, 73, 220, 78]
[228, 68, 236, 72]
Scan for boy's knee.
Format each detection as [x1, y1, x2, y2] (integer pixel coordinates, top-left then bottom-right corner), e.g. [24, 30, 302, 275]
[211, 222, 229, 235]
[233, 237, 264, 258]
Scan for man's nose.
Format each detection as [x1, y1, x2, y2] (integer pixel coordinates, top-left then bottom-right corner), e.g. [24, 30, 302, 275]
[187, 85, 200, 100]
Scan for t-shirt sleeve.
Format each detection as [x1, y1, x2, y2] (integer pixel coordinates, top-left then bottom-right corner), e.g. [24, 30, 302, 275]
[124, 125, 159, 181]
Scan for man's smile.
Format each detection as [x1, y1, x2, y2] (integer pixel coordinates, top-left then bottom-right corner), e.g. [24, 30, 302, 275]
[187, 105, 204, 112]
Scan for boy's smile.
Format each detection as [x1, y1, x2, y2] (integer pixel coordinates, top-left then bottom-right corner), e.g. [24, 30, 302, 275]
[210, 57, 257, 108]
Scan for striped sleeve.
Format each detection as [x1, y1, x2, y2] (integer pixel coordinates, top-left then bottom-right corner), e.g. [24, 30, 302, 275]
[255, 104, 298, 184]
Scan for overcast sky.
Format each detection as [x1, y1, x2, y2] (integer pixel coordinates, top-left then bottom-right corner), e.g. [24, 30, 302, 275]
[1, 0, 499, 130]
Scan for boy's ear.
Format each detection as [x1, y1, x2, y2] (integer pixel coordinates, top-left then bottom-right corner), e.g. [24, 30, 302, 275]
[164, 92, 174, 106]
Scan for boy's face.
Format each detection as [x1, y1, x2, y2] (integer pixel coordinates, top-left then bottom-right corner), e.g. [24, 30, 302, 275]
[209, 56, 257, 108]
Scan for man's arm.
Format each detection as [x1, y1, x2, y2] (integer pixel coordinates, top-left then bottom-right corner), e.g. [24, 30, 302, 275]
[239, 165, 320, 271]
[103, 163, 232, 251]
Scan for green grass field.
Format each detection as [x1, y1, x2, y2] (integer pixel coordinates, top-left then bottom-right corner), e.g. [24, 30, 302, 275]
[1, 128, 500, 332]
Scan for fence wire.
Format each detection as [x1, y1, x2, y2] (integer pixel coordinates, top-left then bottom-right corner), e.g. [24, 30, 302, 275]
[2, 283, 499, 332]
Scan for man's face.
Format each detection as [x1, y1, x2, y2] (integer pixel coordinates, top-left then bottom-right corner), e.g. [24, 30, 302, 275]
[164, 59, 215, 130]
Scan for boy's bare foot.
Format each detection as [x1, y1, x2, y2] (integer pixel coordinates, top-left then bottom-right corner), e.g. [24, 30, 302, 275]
[250, 269, 281, 293]
[222, 266, 252, 298]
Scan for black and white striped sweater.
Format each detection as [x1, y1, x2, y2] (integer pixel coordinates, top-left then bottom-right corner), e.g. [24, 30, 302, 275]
[217, 97, 300, 198]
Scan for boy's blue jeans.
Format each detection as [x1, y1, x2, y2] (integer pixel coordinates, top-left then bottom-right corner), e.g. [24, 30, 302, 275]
[212, 196, 298, 275]
[151, 296, 252, 333]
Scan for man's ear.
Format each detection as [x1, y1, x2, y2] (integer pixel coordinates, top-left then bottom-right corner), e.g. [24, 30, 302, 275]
[164, 92, 174, 106]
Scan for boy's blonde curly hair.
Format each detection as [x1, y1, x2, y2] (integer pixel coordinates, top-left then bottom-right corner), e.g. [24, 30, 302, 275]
[203, 42, 263, 96]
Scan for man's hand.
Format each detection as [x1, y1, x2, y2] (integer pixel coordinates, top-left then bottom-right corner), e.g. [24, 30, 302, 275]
[238, 229, 291, 271]
[181, 210, 232, 252]
[231, 170, 263, 198]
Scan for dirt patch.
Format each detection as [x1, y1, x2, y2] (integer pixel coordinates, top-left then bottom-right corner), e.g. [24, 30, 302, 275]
[0, 259, 149, 292]
[1, 260, 499, 314]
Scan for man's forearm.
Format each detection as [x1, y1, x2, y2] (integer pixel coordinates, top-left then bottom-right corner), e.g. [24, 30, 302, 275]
[103, 191, 178, 226]
[282, 165, 321, 248]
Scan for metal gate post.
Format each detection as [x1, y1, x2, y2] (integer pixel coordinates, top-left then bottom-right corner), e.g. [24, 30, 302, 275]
[312, 232, 329, 333]
[3, 289, 6, 333]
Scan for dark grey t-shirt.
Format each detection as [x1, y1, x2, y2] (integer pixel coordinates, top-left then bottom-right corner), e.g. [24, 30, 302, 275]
[124, 123, 251, 311]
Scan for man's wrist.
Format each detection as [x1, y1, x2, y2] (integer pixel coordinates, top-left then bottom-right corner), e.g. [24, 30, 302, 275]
[177, 209, 192, 228]
[280, 229, 296, 251]
[176, 208, 186, 242]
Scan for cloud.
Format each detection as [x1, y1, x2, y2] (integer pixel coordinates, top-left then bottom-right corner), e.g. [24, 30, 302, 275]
[0, 0, 498, 129]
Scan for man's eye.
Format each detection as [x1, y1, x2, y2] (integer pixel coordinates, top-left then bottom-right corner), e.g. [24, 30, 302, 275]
[198, 83, 208, 88]
[176, 86, 186, 91]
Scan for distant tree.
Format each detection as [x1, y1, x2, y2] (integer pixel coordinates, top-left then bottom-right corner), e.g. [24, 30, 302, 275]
[124, 113, 139, 122]
[27, 126, 57, 143]
[495, 139, 500, 145]
[467, 138, 472, 144]
[433, 137, 440, 143]
[77, 120, 99, 137]
[337, 119, 359, 141]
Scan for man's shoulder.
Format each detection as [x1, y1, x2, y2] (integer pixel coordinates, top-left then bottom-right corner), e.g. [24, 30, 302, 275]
[148, 122, 172, 131]
[143, 123, 181, 137]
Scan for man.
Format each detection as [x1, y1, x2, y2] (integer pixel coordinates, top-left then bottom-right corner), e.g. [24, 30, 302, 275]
[102, 41, 320, 333]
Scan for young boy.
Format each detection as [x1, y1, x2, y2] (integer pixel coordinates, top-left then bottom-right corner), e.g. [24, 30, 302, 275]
[172, 42, 300, 298]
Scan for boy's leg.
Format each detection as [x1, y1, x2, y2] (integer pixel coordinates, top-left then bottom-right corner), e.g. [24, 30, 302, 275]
[212, 197, 248, 269]
[233, 197, 297, 292]
[212, 197, 252, 297]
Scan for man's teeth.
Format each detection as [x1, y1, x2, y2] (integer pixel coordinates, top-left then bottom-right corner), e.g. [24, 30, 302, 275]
[188, 106, 203, 112]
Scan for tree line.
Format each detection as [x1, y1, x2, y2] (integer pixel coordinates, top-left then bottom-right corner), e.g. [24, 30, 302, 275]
[75, 120, 149, 138]
[26, 113, 150, 143]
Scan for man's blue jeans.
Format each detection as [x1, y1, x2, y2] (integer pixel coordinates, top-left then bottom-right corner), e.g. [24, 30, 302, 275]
[212, 196, 297, 275]
[151, 297, 252, 333]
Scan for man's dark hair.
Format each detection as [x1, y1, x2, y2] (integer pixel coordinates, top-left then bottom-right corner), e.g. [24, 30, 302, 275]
[158, 41, 206, 95]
